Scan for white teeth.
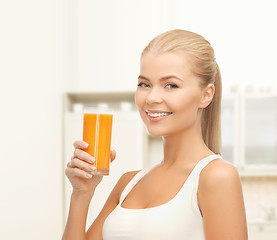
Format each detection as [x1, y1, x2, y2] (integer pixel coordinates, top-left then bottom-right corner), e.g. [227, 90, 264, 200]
[147, 112, 172, 117]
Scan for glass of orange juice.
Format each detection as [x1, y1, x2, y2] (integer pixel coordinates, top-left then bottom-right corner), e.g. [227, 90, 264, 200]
[82, 107, 113, 175]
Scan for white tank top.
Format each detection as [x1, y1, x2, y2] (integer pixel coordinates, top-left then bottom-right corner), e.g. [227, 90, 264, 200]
[102, 154, 223, 240]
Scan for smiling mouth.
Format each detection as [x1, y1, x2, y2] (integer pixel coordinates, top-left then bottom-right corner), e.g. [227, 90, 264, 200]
[145, 111, 173, 118]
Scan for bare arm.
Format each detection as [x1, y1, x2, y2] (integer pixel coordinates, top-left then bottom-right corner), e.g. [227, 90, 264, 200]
[62, 170, 138, 240]
[62, 140, 118, 240]
[198, 159, 248, 240]
[62, 139, 139, 240]
[62, 191, 95, 240]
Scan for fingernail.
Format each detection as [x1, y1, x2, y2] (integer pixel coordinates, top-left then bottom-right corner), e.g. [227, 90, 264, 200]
[86, 173, 92, 178]
[84, 142, 89, 148]
[90, 156, 95, 162]
[89, 165, 95, 170]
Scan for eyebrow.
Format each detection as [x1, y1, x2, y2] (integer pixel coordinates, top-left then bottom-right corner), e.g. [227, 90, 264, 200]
[138, 75, 184, 82]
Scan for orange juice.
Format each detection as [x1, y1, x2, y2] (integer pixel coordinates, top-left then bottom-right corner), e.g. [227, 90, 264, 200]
[82, 110, 113, 175]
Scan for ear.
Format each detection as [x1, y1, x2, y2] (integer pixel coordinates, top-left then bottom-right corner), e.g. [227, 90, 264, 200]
[199, 83, 215, 109]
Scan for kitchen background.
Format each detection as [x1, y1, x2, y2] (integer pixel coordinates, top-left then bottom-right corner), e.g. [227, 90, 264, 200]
[0, 0, 276, 239]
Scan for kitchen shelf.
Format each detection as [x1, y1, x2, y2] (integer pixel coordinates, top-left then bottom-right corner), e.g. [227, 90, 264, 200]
[66, 90, 135, 102]
[64, 90, 136, 112]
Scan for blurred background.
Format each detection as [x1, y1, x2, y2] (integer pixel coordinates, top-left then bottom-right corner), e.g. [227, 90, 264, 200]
[0, 0, 277, 239]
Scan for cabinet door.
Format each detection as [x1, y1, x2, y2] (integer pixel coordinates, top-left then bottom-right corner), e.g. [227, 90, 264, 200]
[63, 110, 144, 228]
[243, 96, 277, 166]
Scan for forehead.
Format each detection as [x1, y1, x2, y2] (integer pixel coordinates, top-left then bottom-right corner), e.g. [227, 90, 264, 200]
[140, 52, 193, 77]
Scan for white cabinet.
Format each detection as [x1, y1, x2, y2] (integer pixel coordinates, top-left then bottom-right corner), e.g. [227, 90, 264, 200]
[221, 94, 239, 165]
[220, 93, 277, 176]
[243, 95, 277, 166]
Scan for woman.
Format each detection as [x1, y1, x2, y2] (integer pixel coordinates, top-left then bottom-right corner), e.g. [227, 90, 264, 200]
[62, 29, 248, 240]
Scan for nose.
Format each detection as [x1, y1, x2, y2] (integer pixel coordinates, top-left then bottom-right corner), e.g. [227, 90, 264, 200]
[145, 87, 163, 105]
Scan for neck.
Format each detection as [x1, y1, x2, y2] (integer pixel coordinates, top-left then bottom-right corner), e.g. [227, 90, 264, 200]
[161, 123, 213, 168]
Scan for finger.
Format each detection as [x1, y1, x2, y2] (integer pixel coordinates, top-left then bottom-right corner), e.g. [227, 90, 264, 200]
[70, 158, 96, 173]
[73, 140, 89, 149]
[73, 148, 95, 164]
[68, 167, 93, 179]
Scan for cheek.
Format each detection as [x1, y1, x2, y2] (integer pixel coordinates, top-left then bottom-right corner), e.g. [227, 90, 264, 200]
[173, 93, 200, 122]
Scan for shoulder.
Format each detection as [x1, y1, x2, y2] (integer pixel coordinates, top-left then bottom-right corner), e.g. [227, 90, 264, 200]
[199, 158, 240, 188]
[119, 170, 141, 185]
[197, 159, 248, 238]
[197, 157, 243, 215]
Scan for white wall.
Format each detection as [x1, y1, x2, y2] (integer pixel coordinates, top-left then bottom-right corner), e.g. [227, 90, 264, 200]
[0, 0, 67, 239]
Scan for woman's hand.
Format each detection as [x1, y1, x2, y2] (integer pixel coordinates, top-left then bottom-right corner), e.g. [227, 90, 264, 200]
[65, 140, 116, 197]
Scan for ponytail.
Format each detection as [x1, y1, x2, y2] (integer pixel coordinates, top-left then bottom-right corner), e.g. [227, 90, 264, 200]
[201, 63, 222, 154]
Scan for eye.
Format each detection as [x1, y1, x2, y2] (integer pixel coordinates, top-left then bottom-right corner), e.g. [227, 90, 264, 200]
[137, 82, 150, 88]
[165, 84, 179, 89]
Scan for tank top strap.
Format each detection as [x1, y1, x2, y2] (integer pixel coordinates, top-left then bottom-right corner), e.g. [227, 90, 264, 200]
[119, 168, 151, 203]
[190, 154, 223, 215]
[191, 154, 223, 178]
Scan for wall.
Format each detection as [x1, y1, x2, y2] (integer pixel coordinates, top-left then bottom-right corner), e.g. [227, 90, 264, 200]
[0, 0, 67, 239]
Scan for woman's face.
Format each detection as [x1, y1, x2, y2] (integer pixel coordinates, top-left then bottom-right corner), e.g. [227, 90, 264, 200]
[135, 51, 213, 137]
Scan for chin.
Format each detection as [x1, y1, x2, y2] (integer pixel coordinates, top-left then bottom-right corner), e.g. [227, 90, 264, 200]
[146, 126, 168, 137]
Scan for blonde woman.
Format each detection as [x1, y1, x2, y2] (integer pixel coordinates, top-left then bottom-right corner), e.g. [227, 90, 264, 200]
[63, 29, 248, 240]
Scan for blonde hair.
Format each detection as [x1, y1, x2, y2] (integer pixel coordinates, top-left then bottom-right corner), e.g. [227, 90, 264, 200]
[141, 29, 222, 154]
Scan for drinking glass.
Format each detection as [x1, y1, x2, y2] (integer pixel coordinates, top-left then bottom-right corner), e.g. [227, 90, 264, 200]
[82, 107, 113, 175]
